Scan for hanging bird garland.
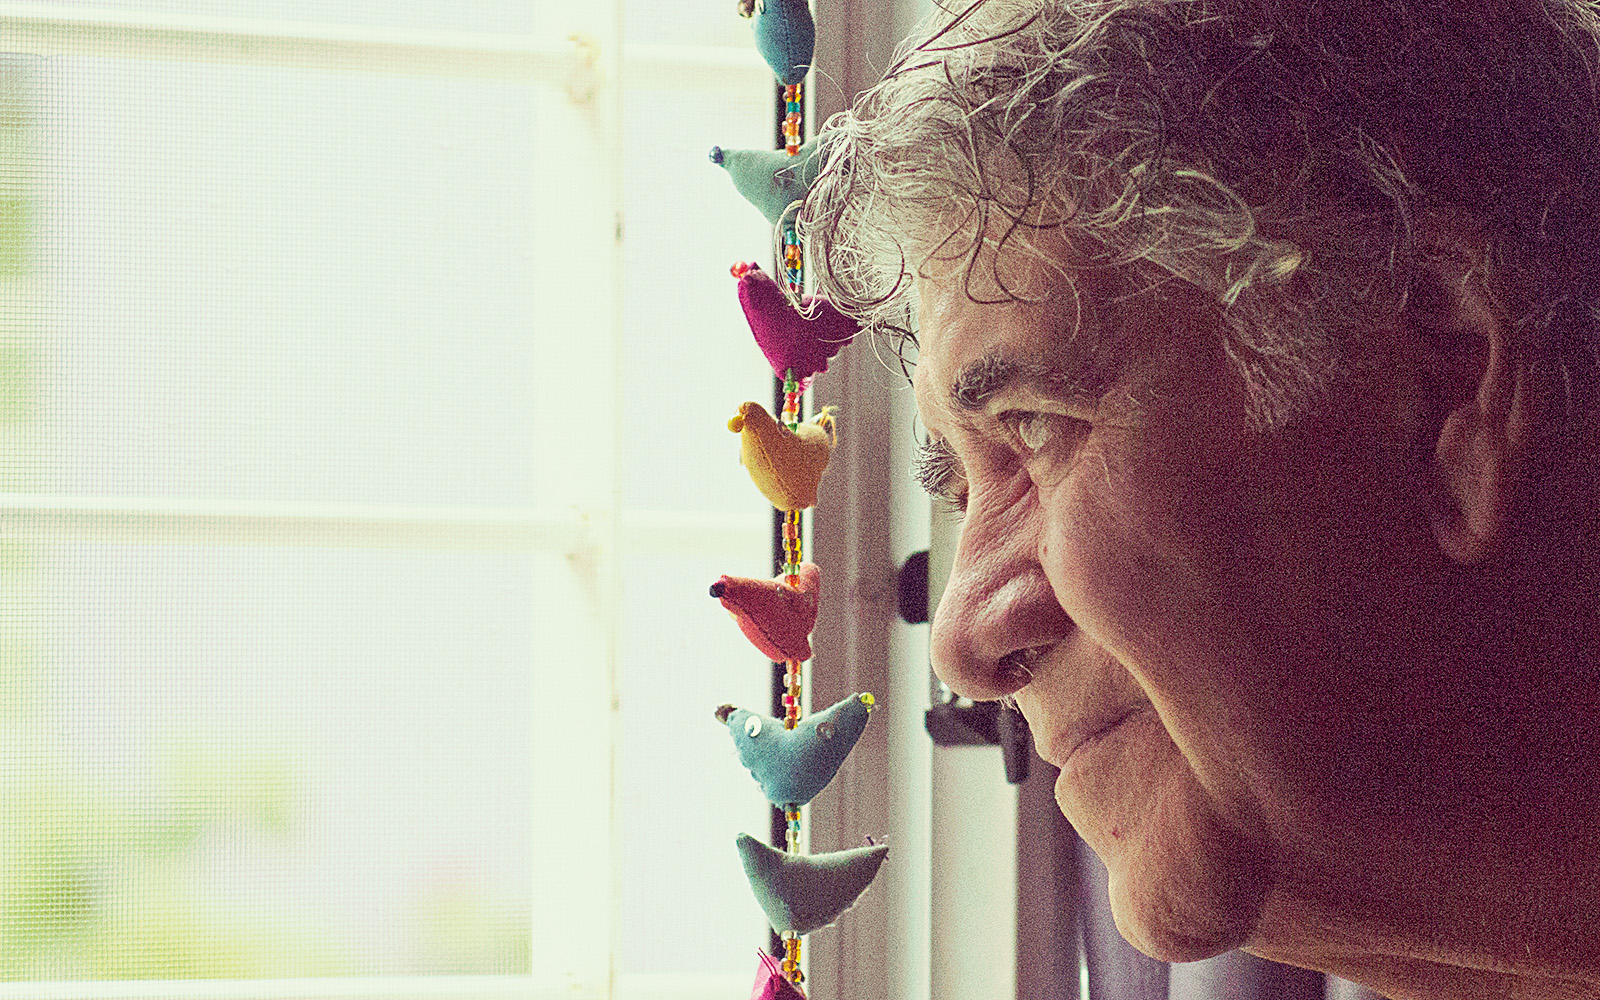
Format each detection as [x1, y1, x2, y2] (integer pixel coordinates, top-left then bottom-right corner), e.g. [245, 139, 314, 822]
[704, 3, 883, 993]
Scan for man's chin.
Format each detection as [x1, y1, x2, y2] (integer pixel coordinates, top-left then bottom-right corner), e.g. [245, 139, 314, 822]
[1056, 710, 1270, 963]
[1105, 849, 1264, 963]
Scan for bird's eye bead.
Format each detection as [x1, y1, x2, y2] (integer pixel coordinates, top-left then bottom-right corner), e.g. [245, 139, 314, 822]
[745, 715, 762, 738]
[1018, 413, 1052, 451]
[816, 721, 835, 740]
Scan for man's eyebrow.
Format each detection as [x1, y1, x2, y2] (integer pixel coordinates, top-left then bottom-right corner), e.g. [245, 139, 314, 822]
[950, 343, 1114, 413]
[951, 353, 1017, 411]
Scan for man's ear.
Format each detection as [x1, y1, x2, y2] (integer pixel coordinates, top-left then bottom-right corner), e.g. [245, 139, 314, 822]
[1416, 244, 1535, 565]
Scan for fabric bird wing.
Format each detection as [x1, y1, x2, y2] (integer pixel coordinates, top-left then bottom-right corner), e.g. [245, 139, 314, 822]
[737, 833, 889, 935]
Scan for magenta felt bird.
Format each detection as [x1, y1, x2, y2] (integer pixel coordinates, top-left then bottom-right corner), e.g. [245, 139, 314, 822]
[733, 262, 859, 386]
[749, 950, 806, 1000]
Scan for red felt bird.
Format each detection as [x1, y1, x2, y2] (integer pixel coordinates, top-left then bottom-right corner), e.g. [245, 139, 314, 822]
[710, 562, 821, 662]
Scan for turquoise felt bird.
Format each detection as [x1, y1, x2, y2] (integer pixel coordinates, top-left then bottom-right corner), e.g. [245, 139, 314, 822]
[743, 0, 815, 85]
[736, 832, 889, 935]
[708, 137, 827, 225]
[716, 692, 874, 808]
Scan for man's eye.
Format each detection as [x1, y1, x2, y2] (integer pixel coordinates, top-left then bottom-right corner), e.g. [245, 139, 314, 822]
[1000, 411, 1085, 456]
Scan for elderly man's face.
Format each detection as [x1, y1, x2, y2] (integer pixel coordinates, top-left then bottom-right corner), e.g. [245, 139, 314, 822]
[914, 245, 1459, 961]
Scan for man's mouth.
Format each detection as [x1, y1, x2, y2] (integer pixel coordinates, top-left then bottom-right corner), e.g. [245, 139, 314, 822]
[1047, 703, 1152, 769]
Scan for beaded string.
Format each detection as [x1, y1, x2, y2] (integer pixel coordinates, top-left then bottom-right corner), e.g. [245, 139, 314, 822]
[782, 83, 804, 297]
[782, 932, 803, 985]
[782, 365, 805, 987]
[777, 75, 808, 990]
[781, 368, 801, 430]
[780, 371, 803, 731]
[782, 225, 804, 299]
[783, 82, 802, 155]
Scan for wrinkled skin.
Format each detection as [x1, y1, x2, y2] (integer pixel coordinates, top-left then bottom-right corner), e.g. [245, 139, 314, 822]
[914, 237, 1600, 998]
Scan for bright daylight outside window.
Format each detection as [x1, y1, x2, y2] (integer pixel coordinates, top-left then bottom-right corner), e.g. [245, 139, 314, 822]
[0, 2, 775, 996]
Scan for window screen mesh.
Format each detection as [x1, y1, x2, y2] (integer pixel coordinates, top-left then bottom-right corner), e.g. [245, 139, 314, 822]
[6, 543, 534, 978]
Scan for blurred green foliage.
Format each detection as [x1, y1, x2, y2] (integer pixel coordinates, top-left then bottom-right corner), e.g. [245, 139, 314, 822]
[0, 751, 354, 980]
[0, 709, 532, 980]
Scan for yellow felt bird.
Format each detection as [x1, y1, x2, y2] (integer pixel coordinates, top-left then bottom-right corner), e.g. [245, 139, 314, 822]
[728, 401, 836, 511]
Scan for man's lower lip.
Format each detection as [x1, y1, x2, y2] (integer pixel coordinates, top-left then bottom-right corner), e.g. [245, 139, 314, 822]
[1059, 706, 1147, 768]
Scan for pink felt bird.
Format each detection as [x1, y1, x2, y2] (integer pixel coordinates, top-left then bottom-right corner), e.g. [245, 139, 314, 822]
[733, 262, 859, 385]
[750, 950, 806, 1000]
[710, 562, 821, 662]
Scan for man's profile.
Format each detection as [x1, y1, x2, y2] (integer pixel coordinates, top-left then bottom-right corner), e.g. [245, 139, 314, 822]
[801, 0, 1600, 997]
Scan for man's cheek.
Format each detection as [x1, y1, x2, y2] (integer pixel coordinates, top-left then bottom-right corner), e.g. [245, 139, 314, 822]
[1038, 470, 1201, 660]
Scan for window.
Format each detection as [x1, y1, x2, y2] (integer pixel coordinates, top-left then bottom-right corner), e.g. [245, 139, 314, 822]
[0, 3, 776, 995]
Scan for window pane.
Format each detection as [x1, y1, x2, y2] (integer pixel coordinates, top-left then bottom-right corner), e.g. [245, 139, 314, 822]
[2, 541, 533, 978]
[616, 43, 783, 978]
[0, 0, 788, 989]
[0, 46, 552, 984]
[619, 84, 774, 514]
[10, 57, 540, 506]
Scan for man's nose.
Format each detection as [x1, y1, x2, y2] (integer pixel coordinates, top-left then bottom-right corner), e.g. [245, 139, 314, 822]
[929, 500, 1073, 701]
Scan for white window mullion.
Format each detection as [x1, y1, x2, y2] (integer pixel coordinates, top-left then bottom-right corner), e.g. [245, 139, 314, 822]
[0, 495, 593, 552]
[0, 3, 590, 82]
[0, 974, 560, 999]
[525, 2, 623, 991]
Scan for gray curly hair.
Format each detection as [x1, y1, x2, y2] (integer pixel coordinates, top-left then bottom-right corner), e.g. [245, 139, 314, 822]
[800, 0, 1600, 432]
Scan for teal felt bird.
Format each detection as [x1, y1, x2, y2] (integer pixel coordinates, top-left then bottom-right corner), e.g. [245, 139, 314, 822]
[716, 693, 875, 808]
[742, 0, 815, 85]
[708, 138, 828, 225]
[736, 833, 889, 935]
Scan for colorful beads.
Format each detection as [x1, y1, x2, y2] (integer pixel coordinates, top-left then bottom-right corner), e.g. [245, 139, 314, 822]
[783, 650, 803, 730]
[785, 809, 802, 855]
[782, 509, 803, 578]
[782, 228, 803, 294]
[783, 83, 803, 156]
[783, 933, 803, 983]
[782, 371, 801, 429]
